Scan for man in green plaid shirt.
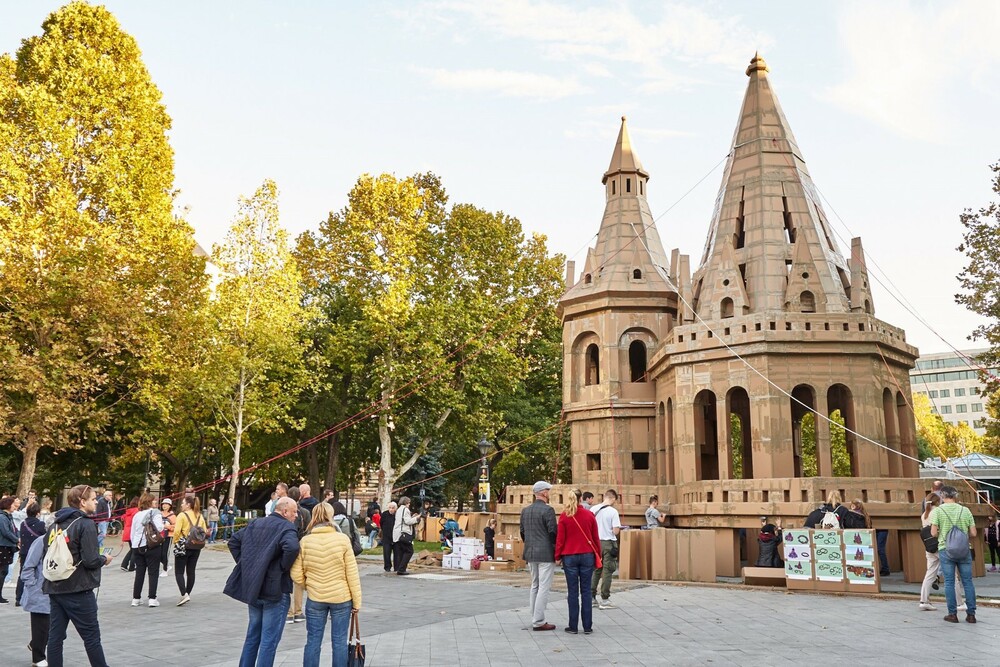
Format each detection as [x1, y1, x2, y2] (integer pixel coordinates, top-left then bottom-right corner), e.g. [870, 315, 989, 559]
[930, 486, 977, 624]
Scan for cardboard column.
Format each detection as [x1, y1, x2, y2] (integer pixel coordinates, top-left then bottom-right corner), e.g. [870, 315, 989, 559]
[715, 528, 740, 577]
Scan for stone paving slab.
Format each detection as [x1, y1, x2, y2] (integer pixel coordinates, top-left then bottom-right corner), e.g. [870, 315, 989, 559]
[2, 538, 997, 666]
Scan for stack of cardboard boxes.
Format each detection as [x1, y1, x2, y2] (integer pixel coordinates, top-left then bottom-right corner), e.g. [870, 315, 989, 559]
[442, 537, 485, 570]
[493, 534, 525, 569]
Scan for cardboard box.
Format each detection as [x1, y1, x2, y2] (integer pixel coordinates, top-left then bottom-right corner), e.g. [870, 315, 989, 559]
[442, 554, 462, 569]
[483, 559, 518, 572]
[459, 557, 472, 570]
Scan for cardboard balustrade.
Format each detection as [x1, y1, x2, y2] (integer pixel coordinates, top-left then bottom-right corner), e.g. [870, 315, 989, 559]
[782, 528, 881, 593]
[619, 528, 717, 583]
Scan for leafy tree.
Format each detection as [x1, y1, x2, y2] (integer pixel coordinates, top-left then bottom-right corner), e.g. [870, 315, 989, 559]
[796, 412, 852, 477]
[300, 173, 564, 506]
[211, 180, 315, 503]
[0, 2, 204, 495]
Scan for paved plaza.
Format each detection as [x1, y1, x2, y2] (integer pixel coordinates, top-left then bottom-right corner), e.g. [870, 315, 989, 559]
[1, 538, 997, 666]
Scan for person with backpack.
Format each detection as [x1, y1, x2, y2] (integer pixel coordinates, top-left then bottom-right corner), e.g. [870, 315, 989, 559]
[929, 485, 977, 623]
[918, 493, 964, 611]
[332, 501, 363, 559]
[985, 514, 1000, 572]
[291, 501, 363, 667]
[804, 491, 849, 529]
[172, 495, 208, 607]
[130, 493, 165, 607]
[17, 502, 46, 606]
[590, 489, 622, 610]
[158, 499, 176, 577]
[0, 496, 20, 604]
[20, 532, 50, 667]
[42, 483, 114, 667]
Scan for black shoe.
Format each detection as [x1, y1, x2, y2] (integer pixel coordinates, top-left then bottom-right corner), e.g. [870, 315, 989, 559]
[564, 627, 578, 634]
[584, 628, 593, 635]
[0, 598, 8, 604]
[397, 571, 410, 576]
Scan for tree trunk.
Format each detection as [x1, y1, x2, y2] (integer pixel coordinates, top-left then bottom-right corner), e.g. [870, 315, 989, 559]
[377, 390, 395, 508]
[16, 435, 41, 498]
[307, 440, 320, 493]
[324, 431, 340, 498]
[228, 368, 246, 504]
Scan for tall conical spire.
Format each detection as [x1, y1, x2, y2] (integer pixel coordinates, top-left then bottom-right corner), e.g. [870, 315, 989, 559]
[603, 116, 649, 184]
[563, 117, 672, 304]
[692, 54, 851, 319]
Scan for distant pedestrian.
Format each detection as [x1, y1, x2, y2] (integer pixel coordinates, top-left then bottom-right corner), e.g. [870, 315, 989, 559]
[380, 502, 397, 573]
[172, 495, 208, 606]
[555, 488, 600, 635]
[40, 498, 54, 528]
[520, 480, 557, 631]
[285, 486, 310, 624]
[755, 520, 784, 568]
[484, 518, 497, 559]
[20, 535, 50, 667]
[804, 491, 849, 529]
[207, 498, 221, 544]
[95, 490, 113, 549]
[985, 514, 1000, 572]
[225, 496, 300, 667]
[159, 499, 175, 576]
[580, 492, 594, 511]
[392, 497, 420, 575]
[323, 489, 335, 504]
[120, 497, 139, 572]
[590, 489, 622, 610]
[221, 497, 238, 540]
[930, 485, 977, 623]
[0, 496, 18, 603]
[292, 502, 362, 667]
[266, 483, 288, 517]
[645, 495, 667, 529]
[298, 484, 319, 513]
[43, 483, 114, 667]
[130, 493, 164, 608]
[17, 502, 46, 606]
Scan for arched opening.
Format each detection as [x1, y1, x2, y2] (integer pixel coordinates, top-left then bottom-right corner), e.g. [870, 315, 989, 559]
[883, 388, 902, 477]
[628, 341, 647, 382]
[693, 390, 719, 481]
[585, 344, 600, 386]
[721, 297, 734, 318]
[827, 384, 857, 477]
[727, 387, 753, 479]
[666, 398, 675, 484]
[584, 273, 592, 285]
[865, 299, 872, 314]
[611, 180, 616, 195]
[800, 290, 816, 313]
[791, 384, 817, 477]
[633, 268, 642, 280]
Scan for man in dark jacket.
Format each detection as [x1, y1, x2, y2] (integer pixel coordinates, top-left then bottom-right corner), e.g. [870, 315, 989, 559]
[43, 484, 114, 667]
[298, 483, 319, 513]
[380, 502, 397, 573]
[520, 480, 557, 631]
[225, 496, 300, 667]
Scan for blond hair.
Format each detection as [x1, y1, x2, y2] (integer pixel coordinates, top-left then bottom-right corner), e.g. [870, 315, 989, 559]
[307, 500, 334, 533]
[826, 490, 842, 508]
[563, 489, 581, 517]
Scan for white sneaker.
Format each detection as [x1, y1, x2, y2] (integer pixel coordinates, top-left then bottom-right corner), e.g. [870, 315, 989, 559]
[177, 594, 190, 606]
[130, 598, 141, 607]
[958, 603, 968, 612]
[598, 599, 616, 610]
[918, 602, 936, 611]
[159, 570, 168, 578]
[148, 598, 160, 607]
[33, 660, 48, 667]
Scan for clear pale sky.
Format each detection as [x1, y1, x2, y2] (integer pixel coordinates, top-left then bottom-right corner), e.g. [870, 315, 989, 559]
[4, 1, 999, 355]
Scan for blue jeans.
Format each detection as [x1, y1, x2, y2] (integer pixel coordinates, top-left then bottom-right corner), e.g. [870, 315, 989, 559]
[48, 590, 108, 667]
[97, 522, 108, 549]
[939, 551, 976, 616]
[303, 599, 353, 667]
[240, 593, 291, 667]
[222, 521, 234, 539]
[209, 521, 218, 542]
[562, 552, 595, 632]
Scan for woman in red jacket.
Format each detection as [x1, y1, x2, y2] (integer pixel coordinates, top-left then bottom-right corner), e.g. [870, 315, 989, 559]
[120, 497, 139, 572]
[555, 488, 601, 635]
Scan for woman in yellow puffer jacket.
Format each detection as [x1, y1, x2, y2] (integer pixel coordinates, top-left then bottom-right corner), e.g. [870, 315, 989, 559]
[292, 501, 362, 667]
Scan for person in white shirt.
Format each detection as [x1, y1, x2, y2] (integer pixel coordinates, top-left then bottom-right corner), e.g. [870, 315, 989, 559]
[392, 496, 421, 575]
[590, 489, 622, 610]
[130, 493, 165, 607]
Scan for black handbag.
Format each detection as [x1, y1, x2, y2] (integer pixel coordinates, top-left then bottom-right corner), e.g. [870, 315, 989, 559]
[348, 612, 366, 667]
[920, 525, 939, 553]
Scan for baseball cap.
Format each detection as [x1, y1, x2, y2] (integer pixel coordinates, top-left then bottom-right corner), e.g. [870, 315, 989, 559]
[161, 498, 172, 506]
[532, 481, 552, 494]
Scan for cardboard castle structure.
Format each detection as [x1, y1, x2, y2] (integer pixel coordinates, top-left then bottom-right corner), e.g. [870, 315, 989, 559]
[497, 54, 985, 583]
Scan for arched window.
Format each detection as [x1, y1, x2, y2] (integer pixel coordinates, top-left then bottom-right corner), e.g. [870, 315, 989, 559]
[611, 181, 616, 195]
[721, 297, 734, 318]
[864, 299, 872, 314]
[629, 341, 647, 382]
[800, 290, 816, 313]
[584, 273, 592, 285]
[632, 268, 642, 280]
[586, 344, 600, 385]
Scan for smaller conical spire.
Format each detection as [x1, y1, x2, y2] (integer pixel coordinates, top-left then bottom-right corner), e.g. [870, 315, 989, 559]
[746, 51, 769, 76]
[603, 116, 649, 184]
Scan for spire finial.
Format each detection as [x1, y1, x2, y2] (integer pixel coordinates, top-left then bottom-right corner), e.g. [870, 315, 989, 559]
[746, 51, 769, 76]
[621, 115, 627, 122]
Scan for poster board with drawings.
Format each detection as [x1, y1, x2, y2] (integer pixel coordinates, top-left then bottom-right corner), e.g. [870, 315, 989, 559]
[782, 529, 879, 593]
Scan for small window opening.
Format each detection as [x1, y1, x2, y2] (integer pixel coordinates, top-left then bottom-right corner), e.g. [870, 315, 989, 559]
[586, 454, 602, 471]
[843, 323, 849, 332]
[859, 323, 865, 332]
[639, 180, 644, 195]
[805, 322, 811, 331]
[769, 321, 776, 331]
[612, 181, 616, 195]
[585, 344, 600, 385]
[782, 196, 796, 243]
[631, 452, 650, 470]
[632, 268, 642, 280]
[755, 323, 762, 331]
[584, 273, 592, 285]
[721, 297, 734, 318]
[626, 178, 631, 193]
[800, 290, 816, 313]
[738, 263, 748, 288]
[724, 327, 730, 336]
[735, 191, 746, 249]
[785, 322, 792, 331]
[824, 322, 830, 331]
[629, 340, 647, 382]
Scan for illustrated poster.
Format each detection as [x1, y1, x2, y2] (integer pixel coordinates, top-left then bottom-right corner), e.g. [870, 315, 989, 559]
[845, 562, 877, 584]
[813, 545, 842, 563]
[846, 546, 874, 563]
[785, 559, 812, 580]
[816, 560, 845, 582]
[844, 530, 873, 547]
[783, 544, 811, 561]
[811, 530, 841, 546]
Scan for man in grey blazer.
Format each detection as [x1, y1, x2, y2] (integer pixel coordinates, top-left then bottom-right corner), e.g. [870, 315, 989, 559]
[520, 480, 557, 631]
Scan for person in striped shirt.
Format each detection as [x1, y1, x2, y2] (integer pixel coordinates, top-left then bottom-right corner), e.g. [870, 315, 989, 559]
[929, 486, 977, 624]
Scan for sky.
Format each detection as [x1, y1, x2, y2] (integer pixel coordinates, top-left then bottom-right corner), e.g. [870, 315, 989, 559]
[3, 0, 999, 355]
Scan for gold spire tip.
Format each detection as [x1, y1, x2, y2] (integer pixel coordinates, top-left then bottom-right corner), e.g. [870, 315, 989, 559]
[746, 52, 769, 76]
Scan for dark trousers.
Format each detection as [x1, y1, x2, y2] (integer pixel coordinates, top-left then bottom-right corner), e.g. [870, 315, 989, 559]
[876, 529, 890, 575]
[0, 563, 8, 600]
[30, 611, 49, 662]
[48, 590, 109, 667]
[989, 543, 1000, 567]
[175, 549, 201, 595]
[16, 575, 24, 604]
[132, 546, 161, 600]
[121, 544, 135, 571]
[161, 537, 172, 571]
[382, 539, 395, 571]
[394, 540, 414, 573]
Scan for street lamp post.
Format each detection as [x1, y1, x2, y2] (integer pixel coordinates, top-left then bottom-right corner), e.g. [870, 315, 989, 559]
[477, 437, 492, 513]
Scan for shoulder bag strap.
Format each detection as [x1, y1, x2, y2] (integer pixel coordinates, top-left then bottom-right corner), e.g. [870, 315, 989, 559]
[570, 514, 601, 562]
